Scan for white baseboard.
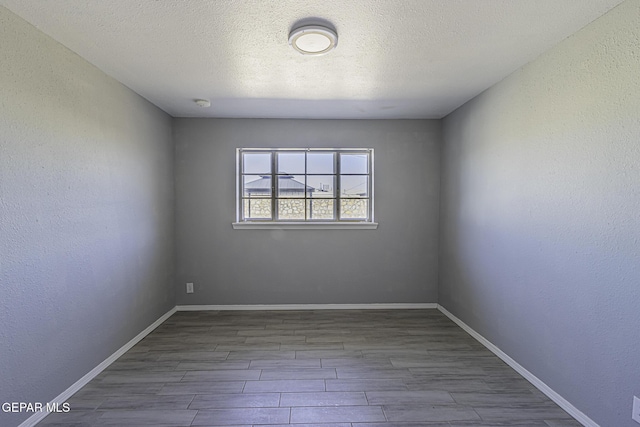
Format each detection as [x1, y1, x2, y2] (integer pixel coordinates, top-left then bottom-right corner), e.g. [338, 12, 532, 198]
[176, 303, 437, 311]
[436, 304, 598, 427]
[18, 306, 177, 427]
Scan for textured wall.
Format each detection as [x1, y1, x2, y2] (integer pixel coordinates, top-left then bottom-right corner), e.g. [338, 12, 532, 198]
[0, 7, 175, 426]
[174, 118, 440, 305]
[439, 1, 640, 426]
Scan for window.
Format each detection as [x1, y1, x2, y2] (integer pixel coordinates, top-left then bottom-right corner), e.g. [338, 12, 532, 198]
[234, 148, 376, 229]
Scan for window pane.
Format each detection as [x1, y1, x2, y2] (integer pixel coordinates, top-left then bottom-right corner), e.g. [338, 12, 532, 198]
[340, 153, 368, 174]
[243, 175, 271, 197]
[243, 153, 271, 174]
[307, 153, 334, 174]
[278, 175, 306, 198]
[277, 152, 305, 174]
[307, 175, 335, 198]
[340, 199, 369, 220]
[340, 175, 369, 197]
[307, 199, 334, 220]
[278, 199, 305, 220]
[243, 199, 272, 220]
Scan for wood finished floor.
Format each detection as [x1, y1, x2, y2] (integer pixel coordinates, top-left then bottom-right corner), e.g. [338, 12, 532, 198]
[39, 310, 581, 427]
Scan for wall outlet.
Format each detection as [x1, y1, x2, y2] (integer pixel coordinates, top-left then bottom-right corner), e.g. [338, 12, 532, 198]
[186, 282, 194, 294]
[633, 396, 640, 423]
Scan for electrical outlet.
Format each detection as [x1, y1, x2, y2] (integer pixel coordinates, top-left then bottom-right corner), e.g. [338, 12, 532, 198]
[633, 396, 640, 423]
[186, 282, 194, 294]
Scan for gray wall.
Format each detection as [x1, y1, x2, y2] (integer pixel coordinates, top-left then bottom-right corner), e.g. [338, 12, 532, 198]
[174, 119, 440, 305]
[0, 7, 175, 426]
[439, 1, 640, 426]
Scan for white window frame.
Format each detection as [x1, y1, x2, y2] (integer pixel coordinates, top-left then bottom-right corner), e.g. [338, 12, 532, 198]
[233, 148, 378, 229]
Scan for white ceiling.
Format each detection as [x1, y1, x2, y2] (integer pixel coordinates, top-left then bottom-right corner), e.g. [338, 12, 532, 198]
[2, 0, 624, 119]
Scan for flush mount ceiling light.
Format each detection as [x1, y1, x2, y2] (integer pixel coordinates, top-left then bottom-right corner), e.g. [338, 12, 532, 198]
[289, 25, 338, 56]
[194, 99, 211, 108]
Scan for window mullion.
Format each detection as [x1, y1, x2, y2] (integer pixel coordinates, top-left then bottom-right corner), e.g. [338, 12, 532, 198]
[271, 151, 276, 221]
[305, 151, 308, 220]
[336, 152, 341, 221]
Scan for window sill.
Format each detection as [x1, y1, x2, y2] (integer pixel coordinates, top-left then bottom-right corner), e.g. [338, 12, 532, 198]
[232, 221, 378, 230]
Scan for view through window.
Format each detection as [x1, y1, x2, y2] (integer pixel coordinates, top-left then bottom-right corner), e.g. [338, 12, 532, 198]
[237, 148, 373, 222]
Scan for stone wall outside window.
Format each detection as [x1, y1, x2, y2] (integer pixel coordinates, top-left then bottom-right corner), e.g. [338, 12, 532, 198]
[243, 198, 367, 220]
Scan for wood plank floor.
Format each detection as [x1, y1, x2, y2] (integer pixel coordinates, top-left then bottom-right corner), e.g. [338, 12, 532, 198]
[39, 309, 581, 426]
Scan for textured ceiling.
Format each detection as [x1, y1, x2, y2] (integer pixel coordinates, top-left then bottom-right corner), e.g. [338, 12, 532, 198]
[1, 0, 624, 119]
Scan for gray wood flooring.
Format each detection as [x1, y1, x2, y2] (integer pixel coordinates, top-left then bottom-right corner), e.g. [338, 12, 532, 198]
[39, 309, 581, 426]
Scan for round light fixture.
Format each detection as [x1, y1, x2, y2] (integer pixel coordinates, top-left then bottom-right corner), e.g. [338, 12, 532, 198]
[289, 25, 337, 56]
[194, 99, 211, 108]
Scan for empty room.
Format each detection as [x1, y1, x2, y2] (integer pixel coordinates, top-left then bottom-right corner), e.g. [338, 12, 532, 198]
[1, 1, 638, 426]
